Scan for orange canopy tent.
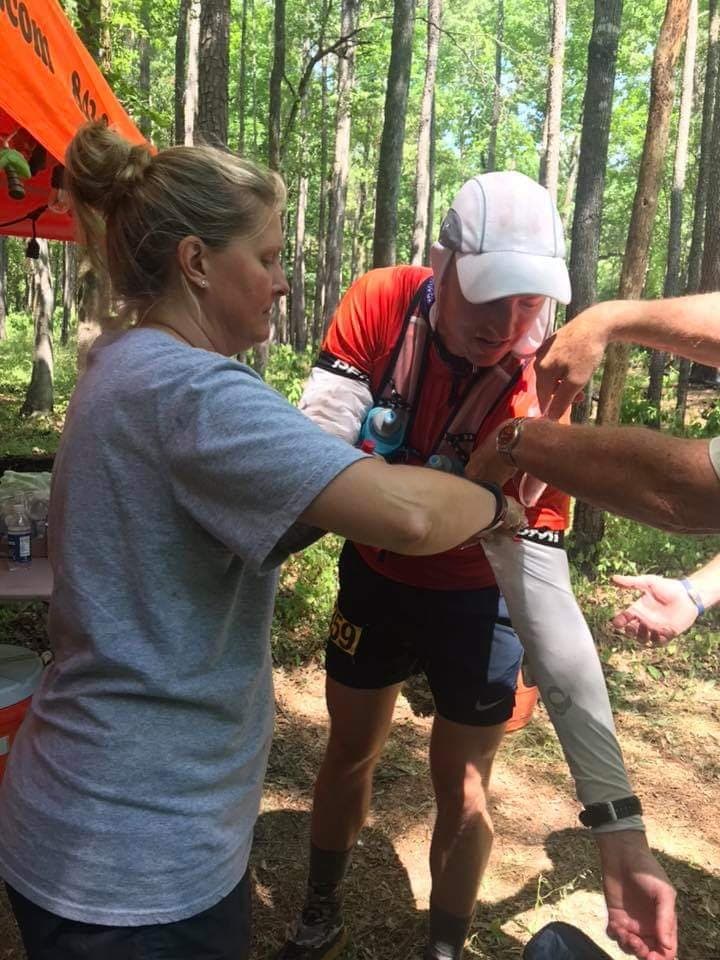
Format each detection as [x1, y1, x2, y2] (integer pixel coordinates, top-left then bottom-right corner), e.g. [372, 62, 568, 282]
[0, 0, 145, 241]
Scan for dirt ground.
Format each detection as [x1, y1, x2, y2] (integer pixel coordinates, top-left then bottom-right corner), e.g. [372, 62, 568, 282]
[4, 654, 716, 960]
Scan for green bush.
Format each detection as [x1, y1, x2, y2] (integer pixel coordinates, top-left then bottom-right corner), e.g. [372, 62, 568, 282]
[265, 344, 314, 405]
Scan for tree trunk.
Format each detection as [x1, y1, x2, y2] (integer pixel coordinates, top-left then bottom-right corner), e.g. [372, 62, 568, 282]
[647, 0, 698, 424]
[685, 0, 719, 294]
[21, 240, 54, 416]
[372, 0, 416, 268]
[268, 0, 285, 171]
[312, 57, 330, 347]
[677, 0, 718, 424]
[291, 172, 309, 351]
[561, 122, 581, 233]
[62, 243, 76, 347]
[197, 0, 230, 146]
[323, 0, 360, 332]
[238, 0, 249, 153]
[538, 0, 566, 201]
[596, 0, 691, 429]
[174, 0, 191, 144]
[411, 0, 442, 265]
[76, 0, 111, 376]
[0, 236, 6, 341]
[376, 15, 416, 260]
[425, 91, 437, 264]
[701, 12, 720, 292]
[486, 0, 504, 172]
[138, 0, 152, 140]
[185, 0, 200, 145]
[566, 0, 624, 569]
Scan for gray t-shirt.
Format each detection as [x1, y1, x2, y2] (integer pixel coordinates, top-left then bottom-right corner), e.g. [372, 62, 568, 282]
[0, 329, 363, 925]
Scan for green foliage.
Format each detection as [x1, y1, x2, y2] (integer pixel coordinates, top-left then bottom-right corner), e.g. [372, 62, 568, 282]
[0, 322, 76, 456]
[265, 343, 314, 405]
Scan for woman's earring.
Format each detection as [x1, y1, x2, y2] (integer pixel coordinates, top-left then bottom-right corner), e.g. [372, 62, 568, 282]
[199, 279, 208, 289]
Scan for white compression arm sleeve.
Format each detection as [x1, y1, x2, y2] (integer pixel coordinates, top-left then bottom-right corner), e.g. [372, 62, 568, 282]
[483, 535, 645, 833]
[299, 368, 373, 443]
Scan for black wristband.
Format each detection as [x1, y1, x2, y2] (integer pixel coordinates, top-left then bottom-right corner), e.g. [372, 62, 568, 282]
[579, 796, 643, 828]
[474, 481, 507, 532]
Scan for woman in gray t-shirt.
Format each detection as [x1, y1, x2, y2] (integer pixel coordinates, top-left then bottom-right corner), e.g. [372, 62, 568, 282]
[0, 123, 510, 960]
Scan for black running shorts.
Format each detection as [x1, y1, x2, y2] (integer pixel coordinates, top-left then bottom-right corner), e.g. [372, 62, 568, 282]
[325, 542, 524, 726]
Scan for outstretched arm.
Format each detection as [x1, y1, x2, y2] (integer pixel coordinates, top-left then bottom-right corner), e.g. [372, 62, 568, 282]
[536, 294, 720, 418]
[468, 417, 720, 535]
[611, 552, 720, 644]
[482, 536, 677, 960]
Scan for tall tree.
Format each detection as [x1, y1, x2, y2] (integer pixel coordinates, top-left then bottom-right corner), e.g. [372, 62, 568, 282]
[323, 0, 360, 331]
[21, 240, 54, 416]
[76, 0, 112, 376]
[411, 0, 442, 265]
[138, 0, 152, 140]
[61, 244, 76, 347]
[565, 0, 623, 562]
[647, 0, 698, 421]
[486, 0, 504, 172]
[237, 0, 249, 153]
[679, 0, 720, 419]
[312, 56, 330, 346]
[538, 0, 566, 200]
[185, 0, 201, 145]
[174, 0, 191, 144]
[596, 0, 691, 427]
[372, 0, 417, 267]
[197, 0, 230, 145]
[268, 0, 285, 171]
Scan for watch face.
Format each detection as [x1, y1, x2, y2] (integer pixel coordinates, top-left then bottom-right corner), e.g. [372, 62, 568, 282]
[497, 421, 518, 450]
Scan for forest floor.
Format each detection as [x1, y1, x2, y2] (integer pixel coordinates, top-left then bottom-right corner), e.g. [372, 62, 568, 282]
[1, 621, 718, 960]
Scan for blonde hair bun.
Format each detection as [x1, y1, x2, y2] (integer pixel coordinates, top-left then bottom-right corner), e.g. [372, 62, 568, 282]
[65, 122, 153, 217]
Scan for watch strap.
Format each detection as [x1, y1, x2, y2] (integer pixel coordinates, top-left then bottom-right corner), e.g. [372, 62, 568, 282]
[579, 795, 643, 828]
[496, 416, 526, 467]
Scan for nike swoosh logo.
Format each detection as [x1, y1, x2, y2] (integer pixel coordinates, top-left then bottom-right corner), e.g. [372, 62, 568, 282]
[475, 696, 507, 712]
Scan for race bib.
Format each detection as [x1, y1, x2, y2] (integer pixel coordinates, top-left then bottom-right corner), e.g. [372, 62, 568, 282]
[329, 603, 363, 655]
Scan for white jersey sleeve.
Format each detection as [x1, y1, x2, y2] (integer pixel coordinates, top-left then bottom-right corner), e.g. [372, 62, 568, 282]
[483, 535, 645, 833]
[299, 367, 373, 444]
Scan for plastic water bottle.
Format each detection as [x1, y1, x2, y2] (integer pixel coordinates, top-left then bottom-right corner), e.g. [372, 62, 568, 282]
[358, 406, 407, 457]
[426, 453, 465, 475]
[5, 503, 32, 571]
[523, 922, 613, 959]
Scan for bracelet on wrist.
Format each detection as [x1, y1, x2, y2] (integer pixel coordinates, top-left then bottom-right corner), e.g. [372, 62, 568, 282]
[474, 480, 508, 532]
[681, 578, 705, 616]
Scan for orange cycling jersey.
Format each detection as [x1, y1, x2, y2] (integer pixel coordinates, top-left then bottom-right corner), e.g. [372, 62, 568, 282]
[320, 264, 570, 590]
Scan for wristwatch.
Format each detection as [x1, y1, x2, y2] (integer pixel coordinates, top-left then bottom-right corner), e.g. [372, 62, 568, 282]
[496, 417, 527, 467]
[579, 795, 643, 828]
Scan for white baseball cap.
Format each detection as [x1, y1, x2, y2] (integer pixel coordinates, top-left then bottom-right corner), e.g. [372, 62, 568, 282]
[429, 172, 571, 358]
[431, 171, 571, 304]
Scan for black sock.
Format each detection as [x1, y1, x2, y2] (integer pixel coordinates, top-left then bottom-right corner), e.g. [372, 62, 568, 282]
[303, 842, 353, 913]
[424, 900, 474, 960]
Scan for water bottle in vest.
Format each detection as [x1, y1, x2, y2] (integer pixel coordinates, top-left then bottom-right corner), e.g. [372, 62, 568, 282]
[359, 406, 407, 458]
[426, 453, 465, 475]
[5, 502, 32, 570]
[523, 922, 614, 960]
